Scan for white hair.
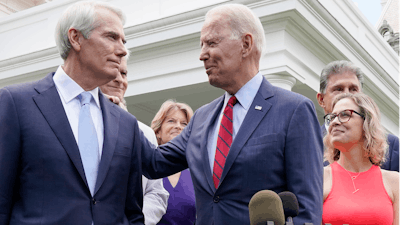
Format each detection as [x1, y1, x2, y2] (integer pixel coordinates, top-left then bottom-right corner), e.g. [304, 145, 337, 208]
[55, 1, 126, 60]
[205, 4, 266, 56]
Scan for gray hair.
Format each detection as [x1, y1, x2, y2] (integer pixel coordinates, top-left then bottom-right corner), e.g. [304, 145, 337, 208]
[205, 4, 266, 56]
[55, 1, 126, 60]
[320, 60, 364, 94]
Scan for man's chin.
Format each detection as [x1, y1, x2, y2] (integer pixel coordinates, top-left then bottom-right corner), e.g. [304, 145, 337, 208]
[208, 76, 220, 88]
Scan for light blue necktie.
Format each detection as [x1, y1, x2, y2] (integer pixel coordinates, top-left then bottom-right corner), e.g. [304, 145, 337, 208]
[78, 92, 100, 196]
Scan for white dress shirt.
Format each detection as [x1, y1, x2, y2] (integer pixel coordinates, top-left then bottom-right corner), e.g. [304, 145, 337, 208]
[207, 72, 263, 172]
[53, 66, 104, 158]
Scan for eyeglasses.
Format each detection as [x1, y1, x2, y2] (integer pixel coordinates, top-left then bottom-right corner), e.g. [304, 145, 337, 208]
[324, 109, 365, 126]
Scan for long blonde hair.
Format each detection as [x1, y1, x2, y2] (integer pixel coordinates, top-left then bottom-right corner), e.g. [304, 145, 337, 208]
[324, 93, 388, 166]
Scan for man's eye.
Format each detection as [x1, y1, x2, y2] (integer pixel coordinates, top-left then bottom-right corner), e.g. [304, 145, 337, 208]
[334, 87, 342, 91]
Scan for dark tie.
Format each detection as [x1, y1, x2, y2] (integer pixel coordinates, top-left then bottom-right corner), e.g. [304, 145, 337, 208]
[78, 92, 100, 196]
[213, 96, 237, 189]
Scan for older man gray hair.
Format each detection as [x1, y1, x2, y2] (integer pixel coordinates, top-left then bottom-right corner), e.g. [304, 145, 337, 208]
[0, 1, 150, 224]
[141, 3, 323, 224]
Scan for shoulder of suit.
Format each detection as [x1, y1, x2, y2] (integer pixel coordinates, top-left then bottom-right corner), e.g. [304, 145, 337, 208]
[1, 72, 57, 99]
[195, 95, 224, 113]
[271, 85, 309, 101]
[2, 79, 41, 95]
[387, 133, 399, 144]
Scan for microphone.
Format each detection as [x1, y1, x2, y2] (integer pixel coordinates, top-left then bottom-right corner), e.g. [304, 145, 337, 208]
[278, 191, 299, 225]
[249, 190, 285, 225]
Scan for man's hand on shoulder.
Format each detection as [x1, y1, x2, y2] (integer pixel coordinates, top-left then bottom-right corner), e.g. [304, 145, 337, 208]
[103, 93, 128, 111]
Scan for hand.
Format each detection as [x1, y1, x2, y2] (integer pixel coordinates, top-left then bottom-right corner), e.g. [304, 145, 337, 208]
[103, 93, 128, 111]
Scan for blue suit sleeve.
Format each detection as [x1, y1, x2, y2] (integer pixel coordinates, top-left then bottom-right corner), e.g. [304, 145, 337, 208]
[285, 98, 323, 224]
[0, 88, 21, 224]
[141, 111, 193, 179]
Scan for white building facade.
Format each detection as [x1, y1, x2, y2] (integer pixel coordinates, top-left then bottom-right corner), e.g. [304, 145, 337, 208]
[0, 0, 398, 136]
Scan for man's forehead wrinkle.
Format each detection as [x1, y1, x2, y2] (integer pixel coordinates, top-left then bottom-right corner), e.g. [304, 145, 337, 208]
[201, 29, 216, 42]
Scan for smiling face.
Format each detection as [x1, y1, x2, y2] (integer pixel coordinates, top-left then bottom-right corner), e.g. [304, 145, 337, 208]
[156, 108, 188, 145]
[328, 98, 364, 152]
[100, 57, 128, 101]
[317, 72, 361, 114]
[199, 14, 244, 92]
[77, 7, 127, 85]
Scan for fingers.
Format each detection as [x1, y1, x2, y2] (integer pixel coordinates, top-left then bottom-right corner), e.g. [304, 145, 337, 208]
[103, 93, 121, 105]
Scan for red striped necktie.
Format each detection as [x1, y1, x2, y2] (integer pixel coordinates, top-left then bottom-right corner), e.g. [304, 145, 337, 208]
[213, 96, 237, 189]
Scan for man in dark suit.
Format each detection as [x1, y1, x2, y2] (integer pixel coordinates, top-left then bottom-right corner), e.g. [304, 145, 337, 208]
[316, 60, 399, 171]
[141, 4, 323, 224]
[0, 1, 145, 224]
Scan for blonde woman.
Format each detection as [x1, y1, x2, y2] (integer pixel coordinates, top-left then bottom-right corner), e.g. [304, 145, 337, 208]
[151, 100, 196, 225]
[322, 93, 398, 225]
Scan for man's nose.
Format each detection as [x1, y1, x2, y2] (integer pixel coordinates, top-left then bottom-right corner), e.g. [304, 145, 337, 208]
[114, 73, 124, 83]
[343, 87, 352, 93]
[116, 41, 127, 58]
[199, 46, 209, 61]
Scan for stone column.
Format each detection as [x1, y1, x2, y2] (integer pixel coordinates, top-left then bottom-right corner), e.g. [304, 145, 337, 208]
[264, 74, 296, 91]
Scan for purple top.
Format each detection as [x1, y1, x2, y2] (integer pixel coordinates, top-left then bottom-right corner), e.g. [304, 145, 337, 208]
[157, 169, 196, 225]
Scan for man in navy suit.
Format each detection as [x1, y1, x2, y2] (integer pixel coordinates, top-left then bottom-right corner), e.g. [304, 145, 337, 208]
[316, 60, 399, 171]
[141, 4, 323, 224]
[0, 1, 145, 224]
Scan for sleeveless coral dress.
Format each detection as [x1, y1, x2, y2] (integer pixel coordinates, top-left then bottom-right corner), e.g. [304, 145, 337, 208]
[322, 162, 393, 225]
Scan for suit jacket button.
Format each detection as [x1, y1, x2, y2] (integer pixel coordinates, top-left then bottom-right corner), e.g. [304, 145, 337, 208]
[92, 198, 97, 205]
[214, 196, 219, 203]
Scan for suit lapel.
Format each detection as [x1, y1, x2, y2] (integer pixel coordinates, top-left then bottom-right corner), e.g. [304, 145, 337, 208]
[32, 73, 88, 188]
[220, 78, 274, 184]
[200, 96, 225, 192]
[94, 92, 120, 195]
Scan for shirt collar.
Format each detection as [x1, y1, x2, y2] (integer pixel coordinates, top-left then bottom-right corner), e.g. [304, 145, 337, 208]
[224, 72, 263, 110]
[53, 66, 101, 108]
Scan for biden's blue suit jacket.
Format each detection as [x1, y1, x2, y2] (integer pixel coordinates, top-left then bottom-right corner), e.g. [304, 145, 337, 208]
[142, 78, 323, 225]
[0, 73, 144, 225]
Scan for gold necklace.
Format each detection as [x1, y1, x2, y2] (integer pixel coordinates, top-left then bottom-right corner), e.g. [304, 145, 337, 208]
[343, 169, 361, 194]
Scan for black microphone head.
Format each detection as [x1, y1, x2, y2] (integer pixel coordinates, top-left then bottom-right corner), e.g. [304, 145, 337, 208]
[278, 191, 299, 218]
[248, 190, 285, 225]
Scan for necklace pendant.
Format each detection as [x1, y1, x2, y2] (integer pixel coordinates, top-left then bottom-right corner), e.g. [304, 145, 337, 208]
[353, 189, 359, 194]
[352, 176, 357, 179]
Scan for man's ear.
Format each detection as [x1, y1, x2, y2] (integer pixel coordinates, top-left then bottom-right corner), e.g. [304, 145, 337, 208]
[68, 28, 83, 52]
[242, 33, 253, 57]
[316, 92, 325, 108]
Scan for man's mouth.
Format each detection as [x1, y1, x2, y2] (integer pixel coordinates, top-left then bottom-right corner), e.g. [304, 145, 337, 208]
[205, 66, 215, 75]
